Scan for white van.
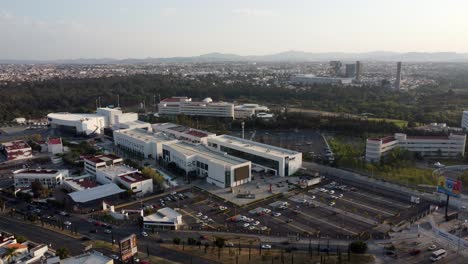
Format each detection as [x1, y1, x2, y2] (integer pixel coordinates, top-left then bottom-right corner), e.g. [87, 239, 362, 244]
[430, 249, 446, 262]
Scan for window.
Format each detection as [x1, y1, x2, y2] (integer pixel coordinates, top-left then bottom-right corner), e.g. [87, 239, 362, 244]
[220, 146, 279, 171]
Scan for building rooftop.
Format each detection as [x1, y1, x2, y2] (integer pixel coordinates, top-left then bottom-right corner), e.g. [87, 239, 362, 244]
[47, 113, 104, 122]
[116, 128, 172, 143]
[210, 135, 300, 157]
[152, 123, 215, 138]
[69, 183, 125, 203]
[368, 136, 396, 144]
[1, 140, 31, 151]
[14, 169, 59, 175]
[118, 172, 150, 183]
[166, 141, 248, 167]
[161, 97, 190, 103]
[61, 251, 113, 264]
[47, 138, 62, 145]
[98, 165, 137, 178]
[144, 207, 181, 222]
[84, 154, 122, 164]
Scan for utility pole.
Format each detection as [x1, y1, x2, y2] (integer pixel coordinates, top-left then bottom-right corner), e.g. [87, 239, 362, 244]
[241, 122, 245, 139]
[117, 94, 120, 108]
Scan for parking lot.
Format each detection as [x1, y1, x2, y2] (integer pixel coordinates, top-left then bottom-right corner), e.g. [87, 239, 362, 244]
[119, 175, 425, 241]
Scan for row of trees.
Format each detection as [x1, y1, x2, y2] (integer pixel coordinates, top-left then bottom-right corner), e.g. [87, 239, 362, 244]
[1, 73, 467, 126]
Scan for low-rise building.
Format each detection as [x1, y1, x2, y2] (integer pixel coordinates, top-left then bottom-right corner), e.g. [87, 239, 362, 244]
[143, 207, 183, 230]
[96, 165, 153, 195]
[66, 183, 125, 210]
[0, 140, 32, 161]
[366, 133, 467, 162]
[83, 154, 123, 176]
[206, 135, 302, 177]
[152, 123, 216, 144]
[63, 176, 97, 192]
[13, 169, 68, 189]
[114, 128, 176, 159]
[60, 251, 114, 264]
[47, 137, 64, 154]
[234, 104, 270, 119]
[158, 97, 234, 118]
[162, 141, 251, 188]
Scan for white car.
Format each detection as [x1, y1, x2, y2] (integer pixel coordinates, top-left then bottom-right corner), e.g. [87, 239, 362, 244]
[260, 226, 268, 231]
[196, 212, 203, 217]
[240, 216, 248, 221]
[299, 199, 307, 204]
[428, 245, 437, 251]
[104, 229, 112, 234]
[261, 244, 272, 249]
[202, 216, 208, 220]
[329, 190, 335, 195]
[219, 206, 227, 211]
[141, 231, 148, 237]
[263, 209, 271, 214]
[253, 221, 260, 226]
[338, 194, 343, 198]
[329, 201, 336, 206]
[64, 221, 72, 226]
[273, 212, 281, 217]
[331, 195, 338, 199]
[226, 242, 234, 247]
[243, 223, 250, 228]
[248, 226, 256, 230]
[310, 196, 316, 200]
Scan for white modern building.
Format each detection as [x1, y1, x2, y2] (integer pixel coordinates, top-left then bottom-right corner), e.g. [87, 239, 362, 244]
[13, 168, 68, 189]
[290, 74, 353, 85]
[234, 104, 270, 119]
[114, 128, 176, 159]
[152, 123, 216, 144]
[1, 140, 32, 161]
[206, 135, 302, 177]
[365, 133, 467, 162]
[96, 165, 153, 195]
[162, 141, 251, 188]
[158, 97, 234, 118]
[63, 176, 97, 192]
[83, 154, 123, 176]
[461, 111, 468, 130]
[47, 137, 64, 154]
[48, 107, 149, 135]
[47, 113, 106, 135]
[143, 207, 183, 230]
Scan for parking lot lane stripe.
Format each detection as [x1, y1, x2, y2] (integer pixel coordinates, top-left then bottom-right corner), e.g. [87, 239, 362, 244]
[338, 197, 394, 216]
[348, 192, 410, 209]
[270, 217, 312, 234]
[295, 211, 358, 235]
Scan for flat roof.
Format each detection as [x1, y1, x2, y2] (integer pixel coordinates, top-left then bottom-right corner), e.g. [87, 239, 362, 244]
[116, 128, 172, 143]
[1, 140, 31, 150]
[61, 252, 113, 264]
[69, 183, 125, 203]
[166, 142, 248, 167]
[47, 112, 104, 122]
[210, 135, 300, 157]
[144, 207, 181, 222]
[47, 137, 62, 145]
[98, 165, 137, 177]
[152, 123, 215, 138]
[84, 154, 122, 164]
[14, 168, 59, 175]
[118, 172, 150, 183]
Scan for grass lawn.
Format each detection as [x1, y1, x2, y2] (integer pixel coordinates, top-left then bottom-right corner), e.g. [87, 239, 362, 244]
[362, 166, 437, 186]
[161, 244, 374, 264]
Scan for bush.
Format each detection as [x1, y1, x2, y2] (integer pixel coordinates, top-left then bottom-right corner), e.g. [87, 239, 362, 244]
[349, 241, 368, 254]
[173, 237, 181, 245]
[187, 237, 197, 245]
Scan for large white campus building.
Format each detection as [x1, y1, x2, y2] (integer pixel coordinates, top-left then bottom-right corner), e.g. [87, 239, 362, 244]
[47, 107, 150, 135]
[461, 111, 468, 130]
[113, 123, 302, 188]
[365, 133, 467, 162]
[158, 97, 234, 118]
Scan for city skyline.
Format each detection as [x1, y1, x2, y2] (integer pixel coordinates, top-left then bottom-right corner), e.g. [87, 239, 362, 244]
[1, 0, 468, 60]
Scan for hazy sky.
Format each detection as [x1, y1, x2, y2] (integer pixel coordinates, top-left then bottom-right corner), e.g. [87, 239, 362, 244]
[1, 0, 468, 60]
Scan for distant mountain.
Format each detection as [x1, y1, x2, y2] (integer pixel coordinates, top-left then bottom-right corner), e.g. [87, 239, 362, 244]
[2, 51, 468, 64]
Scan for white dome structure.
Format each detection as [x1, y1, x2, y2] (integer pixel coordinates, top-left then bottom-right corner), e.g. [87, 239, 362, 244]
[202, 97, 213, 103]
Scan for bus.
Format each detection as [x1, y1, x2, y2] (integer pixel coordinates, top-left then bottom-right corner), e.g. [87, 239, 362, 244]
[430, 249, 447, 262]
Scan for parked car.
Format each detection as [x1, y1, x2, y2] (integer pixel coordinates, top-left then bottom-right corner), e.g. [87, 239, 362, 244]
[261, 244, 272, 249]
[141, 231, 148, 237]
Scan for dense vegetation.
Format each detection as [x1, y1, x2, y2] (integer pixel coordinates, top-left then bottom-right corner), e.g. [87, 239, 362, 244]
[1, 74, 467, 126]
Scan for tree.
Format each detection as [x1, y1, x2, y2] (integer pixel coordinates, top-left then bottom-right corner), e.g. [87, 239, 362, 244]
[349, 241, 367, 254]
[173, 237, 181, 245]
[15, 236, 27, 243]
[56, 247, 70, 259]
[214, 237, 225, 248]
[31, 179, 48, 198]
[141, 167, 165, 189]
